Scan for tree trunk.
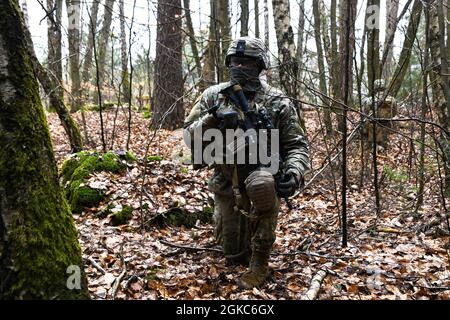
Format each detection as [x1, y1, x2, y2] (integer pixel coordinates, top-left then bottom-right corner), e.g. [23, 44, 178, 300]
[264, 0, 269, 48]
[429, 0, 450, 197]
[313, 0, 332, 135]
[254, 0, 260, 38]
[387, 0, 422, 97]
[0, 0, 88, 299]
[153, 0, 184, 129]
[240, 0, 249, 36]
[367, 0, 380, 93]
[95, 0, 115, 104]
[24, 17, 83, 152]
[183, 0, 202, 79]
[272, 0, 299, 101]
[383, 0, 399, 81]
[66, 0, 82, 112]
[81, 0, 99, 101]
[337, 0, 357, 133]
[296, 0, 305, 82]
[119, 0, 130, 102]
[47, 0, 63, 101]
[218, 0, 231, 82]
[198, 0, 217, 91]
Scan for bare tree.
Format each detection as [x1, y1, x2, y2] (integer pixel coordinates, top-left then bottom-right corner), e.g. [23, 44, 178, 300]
[313, 0, 332, 135]
[119, 0, 130, 102]
[272, 0, 299, 102]
[218, 0, 232, 82]
[429, 0, 450, 198]
[254, 0, 260, 38]
[383, 0, 400, 80]
[66, 0, 82, 112]
[240, 0, 249, 36]
[183, 0, 202, 78]
[153, 0, 184, 129]
[47, 0, 63, 101]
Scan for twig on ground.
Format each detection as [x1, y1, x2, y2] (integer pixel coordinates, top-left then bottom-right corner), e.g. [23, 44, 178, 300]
[159, 239, 223, 253]
[85, 257, 106, 274]
[302, 262, 333, 300]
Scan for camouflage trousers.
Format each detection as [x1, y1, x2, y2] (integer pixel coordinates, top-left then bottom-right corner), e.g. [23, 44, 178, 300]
[209, 171, 280, 262]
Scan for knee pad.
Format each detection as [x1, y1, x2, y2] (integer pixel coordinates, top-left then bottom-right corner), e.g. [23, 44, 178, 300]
[245, 170, 276, 213]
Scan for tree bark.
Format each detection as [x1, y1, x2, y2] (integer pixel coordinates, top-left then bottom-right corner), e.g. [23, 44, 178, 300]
[382, 0, 399, 80]
[24, 18, 83, 152]
[0, 0, 88, 299]
[240, 0, 249, 36]
[272, 0, 299, 101]
[95, 0, 115, 104]
[218, 0, 231, 82]
[296, 0, 305, 82]
[429, 0, 450, 197]
[183, 0, 202, 79]
[119, 0, 130, 102]
[264, 0, 269, 48]
[254, 0, 260, 38]
[81, 0, 99, 99]
[387, 0, 422, 97]
[198, 0, 217, 91]
[313, 0, 332, 135]
[47, 0, 63, 101]
[337, 0, 357, 133]
[367, 0, 380, 93]
[66, 0, 82, 112]
[153, 0, 184, 129]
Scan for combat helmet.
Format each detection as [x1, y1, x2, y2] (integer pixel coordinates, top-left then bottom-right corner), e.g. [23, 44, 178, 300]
[225, 37, 269, 70]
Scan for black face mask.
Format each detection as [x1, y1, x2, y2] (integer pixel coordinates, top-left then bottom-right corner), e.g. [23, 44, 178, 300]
[229, 66, 261, 92]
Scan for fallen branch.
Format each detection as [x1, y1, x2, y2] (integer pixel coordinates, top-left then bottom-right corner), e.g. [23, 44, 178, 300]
[302, 262, 333, 300]
[159, 239, 223, 253]
[273, 250, 355, 261]
[85, 257, 106, 274]
[111, 269, 126, 299]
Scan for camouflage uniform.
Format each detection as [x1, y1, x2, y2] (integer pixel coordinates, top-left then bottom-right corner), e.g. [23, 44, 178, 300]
[184, 37, 310, 288]
[362, 79, 397, 148]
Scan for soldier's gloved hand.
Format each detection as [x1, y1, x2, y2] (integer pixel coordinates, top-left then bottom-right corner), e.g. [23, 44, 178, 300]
[277, 171, 301, 198]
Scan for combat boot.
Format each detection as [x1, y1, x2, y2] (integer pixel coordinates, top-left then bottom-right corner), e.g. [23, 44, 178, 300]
[238, 249, 270, 289]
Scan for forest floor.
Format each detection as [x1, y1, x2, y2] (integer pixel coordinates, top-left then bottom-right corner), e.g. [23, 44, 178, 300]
[47, 107, 450, 300]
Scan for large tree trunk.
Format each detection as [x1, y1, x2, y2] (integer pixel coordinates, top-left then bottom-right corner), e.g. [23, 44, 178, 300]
[240, 0, 249, 36]
[0, 0, 88, 299]
[183, 0, 202, 79]
[198, 0, 217, 91]
[296, 0, 305, 82]
[47, 0, 63, 101]
[429, 0, 450, 197]
[66, 0, 82, 112]
[387, 0, 422, 97]
[313, 0, 332, 135]
[264, 0, 269, 47]
[153, 0, 184, 129]
[337, 0, 357, 133]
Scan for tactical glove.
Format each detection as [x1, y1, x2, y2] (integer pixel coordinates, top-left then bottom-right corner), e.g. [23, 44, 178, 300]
[277, 171, 301, 198]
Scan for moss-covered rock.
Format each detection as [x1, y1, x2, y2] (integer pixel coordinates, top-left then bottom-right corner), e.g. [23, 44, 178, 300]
[61, 151, 132, 213]
[110, 205, 133, 226]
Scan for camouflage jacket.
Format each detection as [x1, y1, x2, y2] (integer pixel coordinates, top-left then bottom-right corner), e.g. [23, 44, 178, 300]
[184, 81, 310, 184]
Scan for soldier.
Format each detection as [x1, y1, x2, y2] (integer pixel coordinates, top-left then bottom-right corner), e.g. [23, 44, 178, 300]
[362, 79, 397, 149]
[184, 37, 310, 289]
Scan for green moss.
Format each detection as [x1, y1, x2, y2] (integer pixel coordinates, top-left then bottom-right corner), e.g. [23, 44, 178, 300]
[61, 151, 127, 213]
[150, 206, 214, 228]
[143, 110, 152, 119]
[0, 0, 88, 299]
[110, 205, 133, 226]
[125, 151, 137, 162]
[148, 155, 162, 162]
